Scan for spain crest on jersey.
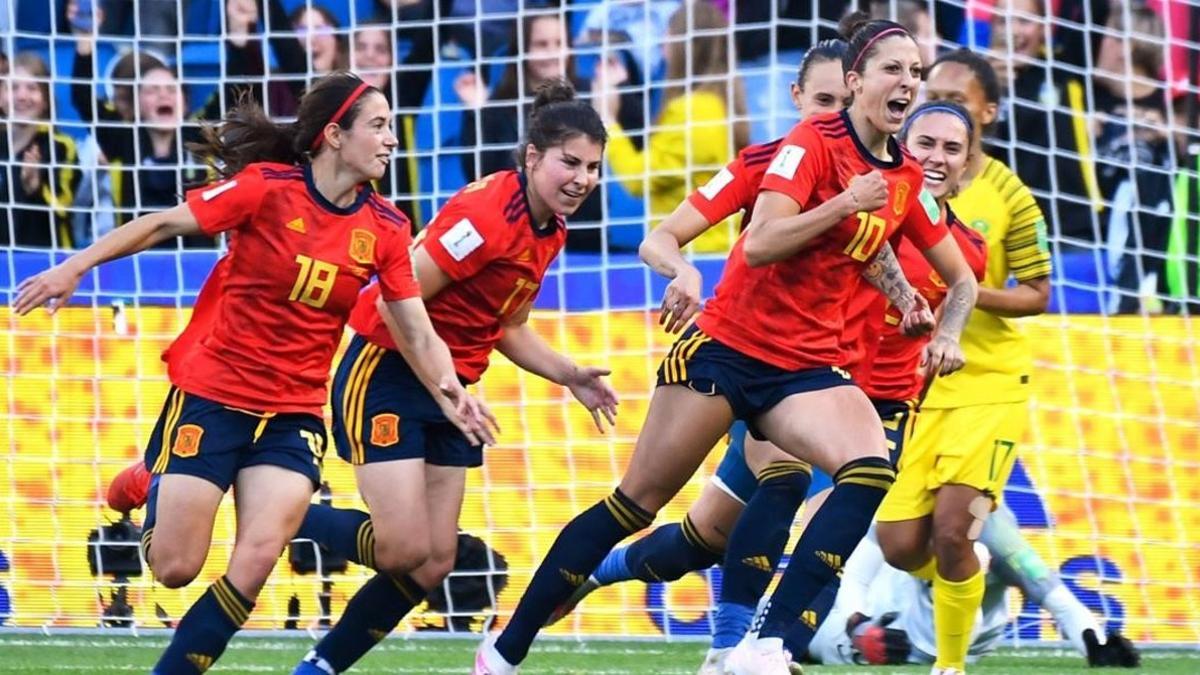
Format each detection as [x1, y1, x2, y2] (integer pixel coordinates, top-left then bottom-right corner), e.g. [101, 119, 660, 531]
[350, 229, 376, 265]
[893, 181, 910, 216]
[172, 424, 204, 458]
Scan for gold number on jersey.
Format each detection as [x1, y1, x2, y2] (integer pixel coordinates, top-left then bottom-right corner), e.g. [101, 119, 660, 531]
[499, 278, 540, 317]
[299, 429, 326, 463]
[289, 254, 339, 308]
[845, 212, 887, 262]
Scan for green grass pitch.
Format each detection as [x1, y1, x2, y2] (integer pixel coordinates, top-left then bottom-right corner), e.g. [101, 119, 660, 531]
[1, 634, 1197, 674]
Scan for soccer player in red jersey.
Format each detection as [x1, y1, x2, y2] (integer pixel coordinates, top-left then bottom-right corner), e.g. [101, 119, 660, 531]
[542, 43, 858, 631]
[475, 14, 980, 674]
[14, 72, 493, 675]
[290, 80, 617, 675]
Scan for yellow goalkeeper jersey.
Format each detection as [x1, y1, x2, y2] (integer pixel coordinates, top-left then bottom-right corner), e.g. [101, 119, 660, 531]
[924, 156, 1053, 408]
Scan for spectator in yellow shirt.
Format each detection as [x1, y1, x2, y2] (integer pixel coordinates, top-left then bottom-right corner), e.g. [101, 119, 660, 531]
[591, 0, 748, 253]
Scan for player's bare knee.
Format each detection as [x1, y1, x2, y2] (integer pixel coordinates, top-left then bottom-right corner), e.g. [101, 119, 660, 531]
[374, 538, 431, 576]
[412, 548, 457, 588]
[152, 556, 203, 589]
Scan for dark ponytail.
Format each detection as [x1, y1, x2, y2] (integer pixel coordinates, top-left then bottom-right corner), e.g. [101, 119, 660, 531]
[191, 71, 383, 177]
[796, 39, 849, 88]
[515, 78, 607, 169]
[839, 10, 914, 75]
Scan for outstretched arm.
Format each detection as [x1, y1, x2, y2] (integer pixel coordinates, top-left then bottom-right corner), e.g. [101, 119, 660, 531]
[14, 203, 203, 314]
[498, 308, 618, 433]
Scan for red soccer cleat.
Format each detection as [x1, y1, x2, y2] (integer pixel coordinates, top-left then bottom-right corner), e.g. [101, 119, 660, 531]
[107, 462, 151, 513]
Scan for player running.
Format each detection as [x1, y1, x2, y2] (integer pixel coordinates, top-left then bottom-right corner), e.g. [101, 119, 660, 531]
[543, 39, 857, 626]
[474, 14, 979, 675]
[290, 79, 616, 675]
[874, 49, 1056, 675]
[14, 72, 493, 674]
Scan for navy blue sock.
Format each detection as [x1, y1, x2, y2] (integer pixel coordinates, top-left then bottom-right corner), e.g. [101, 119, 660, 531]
[616, 517, 722, 584]
[302, 573, 426, 673]
[782, 577, 840, 658]
[757, 456, 895, 641]
[712, 461, 811, 649]
[295, 504, 374, 567]
[495, 489, 652, 665]
[154, 576, 254, 674]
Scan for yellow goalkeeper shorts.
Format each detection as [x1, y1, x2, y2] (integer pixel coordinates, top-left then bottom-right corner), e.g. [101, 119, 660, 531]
[875, 401, 1027, 523]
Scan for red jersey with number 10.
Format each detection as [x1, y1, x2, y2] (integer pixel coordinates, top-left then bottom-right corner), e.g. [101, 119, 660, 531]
[696, 111, 948, 370]
[349, 170, 567, 383]
[167, 162, 420, 415]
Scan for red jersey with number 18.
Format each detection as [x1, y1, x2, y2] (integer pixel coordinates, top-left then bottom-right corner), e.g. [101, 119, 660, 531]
[349, 170, 567, 383]
[696, 111, 947, 371]
[168, 162, 420, 415]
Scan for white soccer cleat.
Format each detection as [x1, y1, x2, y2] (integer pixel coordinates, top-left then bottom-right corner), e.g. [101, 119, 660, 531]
[725, 637, 795, 675]
[695, 647, 730, 675]
[930, 667, 965, 675]
[472, 634, 519, 675]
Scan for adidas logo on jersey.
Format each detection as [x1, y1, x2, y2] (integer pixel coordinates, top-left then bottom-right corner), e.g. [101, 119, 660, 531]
[815, 550, 843, 571]
[368, 628, 389, 642]
[741, 555, 773, 572]
[800, 609, 819, 629]
[516, 248, 532, 262]
[560, 569, 587, 587]
[286, 217, 306, 233]
[186, 653, 214, 672]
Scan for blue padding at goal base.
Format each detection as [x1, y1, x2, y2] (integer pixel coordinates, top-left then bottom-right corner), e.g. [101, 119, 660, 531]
[2, 249, 1108, 314]
[1, 249, 732, 312]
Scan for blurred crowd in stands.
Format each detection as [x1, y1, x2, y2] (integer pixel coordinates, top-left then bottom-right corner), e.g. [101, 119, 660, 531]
[0, 0, 1197, 314]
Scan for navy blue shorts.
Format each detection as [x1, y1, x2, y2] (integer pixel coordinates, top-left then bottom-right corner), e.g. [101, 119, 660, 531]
[656, 325, 856, 440]
[331, 334, 482, 468]
[144, 386, 326, 492]
[872, 398, 917, 468]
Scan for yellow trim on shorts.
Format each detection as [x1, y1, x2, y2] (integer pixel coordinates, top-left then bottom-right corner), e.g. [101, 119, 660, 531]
[341, 343, 385, 465]
[152, 388, 185, 474]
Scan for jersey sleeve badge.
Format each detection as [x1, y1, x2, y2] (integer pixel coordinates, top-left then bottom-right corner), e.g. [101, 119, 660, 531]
[440, 218, 486, 261]
[766, 144, 806, 180]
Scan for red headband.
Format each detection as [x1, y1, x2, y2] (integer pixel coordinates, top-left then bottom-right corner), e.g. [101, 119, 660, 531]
[849, 27, 909, 73]
[310, 81, 371, 152]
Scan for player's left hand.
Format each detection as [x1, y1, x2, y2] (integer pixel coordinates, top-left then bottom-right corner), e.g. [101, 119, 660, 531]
[920, 333, 965, 376]
[438, 378, 499, 446]
[659, 265, 702, 334]
[566, 365, 619, 433]
[14, 260, 85, 316]
[900, 293, 935, 337]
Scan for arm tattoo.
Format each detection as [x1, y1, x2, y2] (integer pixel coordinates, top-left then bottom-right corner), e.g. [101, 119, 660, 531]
[938, 280, 975, 340]
[862, 243, 916, 313]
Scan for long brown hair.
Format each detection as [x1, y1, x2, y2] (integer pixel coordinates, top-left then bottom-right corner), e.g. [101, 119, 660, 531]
[190, 71, 381, 177]
[12, 52, 52, 121]
[494, 12, 577, 103]
[663, 1, 748, 150]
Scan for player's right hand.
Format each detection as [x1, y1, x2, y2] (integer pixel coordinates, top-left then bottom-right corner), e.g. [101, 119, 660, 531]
[438, 378, 499, 446]
[900, 293, 935, 337]
[14, 262, 84, 316]
[659, 265, 702, 334]
[845, 170, 889, 213]
[920, 333, 965, 376]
